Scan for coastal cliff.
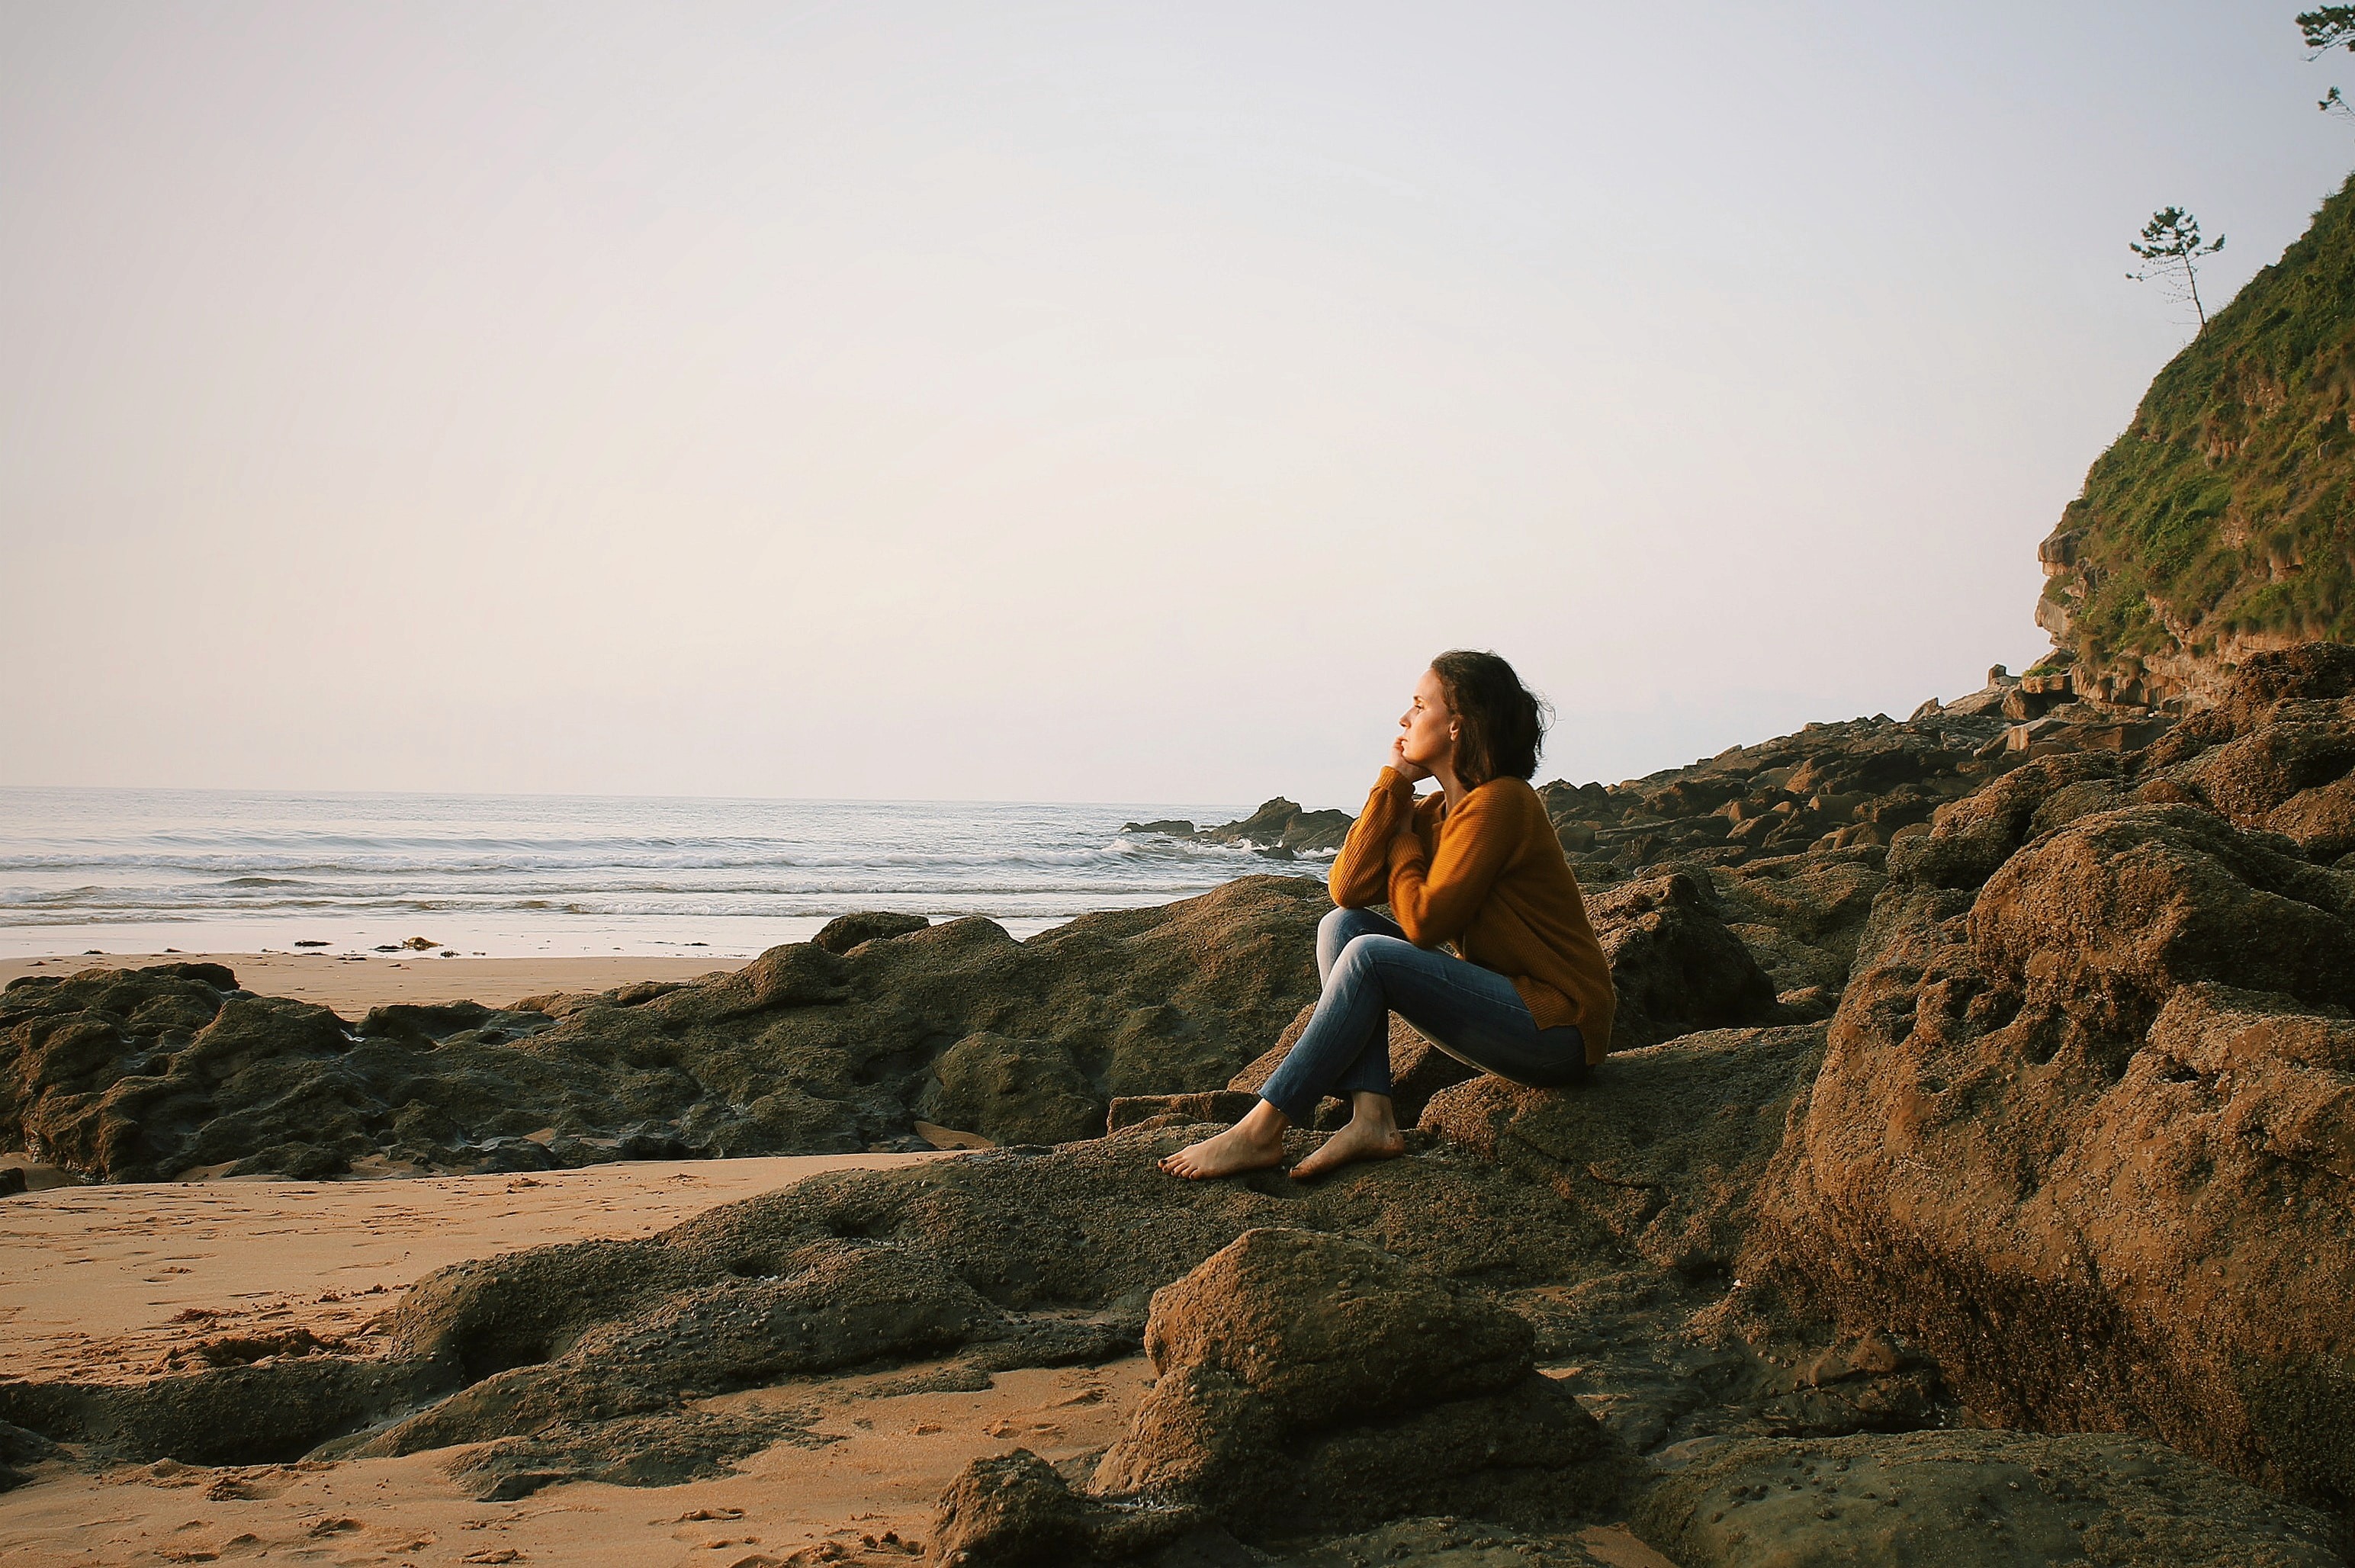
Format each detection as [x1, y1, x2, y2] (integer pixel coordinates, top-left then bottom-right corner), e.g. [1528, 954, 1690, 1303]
[2036, 173, 2355, 711]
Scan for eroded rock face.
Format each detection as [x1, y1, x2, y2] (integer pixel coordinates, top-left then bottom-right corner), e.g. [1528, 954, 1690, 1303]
[1756, 648, 2355, 1518]
[1421, 1024, 1824, 1279]
[1588, 873, 1779, 1051]
[0, 876, 1327, 1180]
[916, 1032, 1105, 1146]
[1637, 1430, 2346, 1568]
[932, 1226, 1621, 1557]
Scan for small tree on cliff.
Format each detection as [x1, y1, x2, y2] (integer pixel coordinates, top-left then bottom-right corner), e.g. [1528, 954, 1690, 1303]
[2300, 7, 2355, 118]
[2128, 207, 2226, 329]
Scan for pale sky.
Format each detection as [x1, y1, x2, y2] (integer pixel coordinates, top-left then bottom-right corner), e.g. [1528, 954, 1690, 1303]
[2, 2, 2347, 809]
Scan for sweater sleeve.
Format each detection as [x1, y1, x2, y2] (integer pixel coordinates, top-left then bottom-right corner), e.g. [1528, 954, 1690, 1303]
[1328, 768, 1417, 908]
[1385, 785, 1518, 946]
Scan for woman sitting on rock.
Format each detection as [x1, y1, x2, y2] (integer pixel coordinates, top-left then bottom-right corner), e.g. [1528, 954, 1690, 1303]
[1162, 650, 1615, 1181]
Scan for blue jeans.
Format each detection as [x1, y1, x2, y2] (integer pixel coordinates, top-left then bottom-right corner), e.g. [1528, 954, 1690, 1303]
[1257, 906, 1590, 1124]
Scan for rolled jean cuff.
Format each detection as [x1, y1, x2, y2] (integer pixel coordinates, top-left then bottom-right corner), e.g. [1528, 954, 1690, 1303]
[1259, 1086, 1319, 1125]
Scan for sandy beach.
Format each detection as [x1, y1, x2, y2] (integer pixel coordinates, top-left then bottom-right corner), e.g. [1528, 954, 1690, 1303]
[0, 954, 747, 1018]
[0, 1152, 1062, 1568]
[0, 1154, 1679, 1567]
[0, 1155, 943, 1387]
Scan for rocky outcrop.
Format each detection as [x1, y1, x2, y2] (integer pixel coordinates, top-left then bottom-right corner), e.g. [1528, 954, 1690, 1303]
[22, 647, 2355, 1562]
[0, 1122, 1636, 1483]
[932, 1227, 1623, 1560]
[1191, 798, 1356, 856]
[1753, 647, 2355, 1520]
[1537, 710, 2006, 885]
[1637, 1430, 2345, 1567]
[0, 876, 1327, 1181]
[1586, 872, 1779, 1050]
[1421, 1024, 1824, 1281]
[1090, 1228, 1621, 1535]
[2035, 174, 2355, 712]
[0, 1419, 59, 1493]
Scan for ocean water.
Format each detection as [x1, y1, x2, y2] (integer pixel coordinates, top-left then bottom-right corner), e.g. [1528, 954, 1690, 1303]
[0, 787, 1321, 959]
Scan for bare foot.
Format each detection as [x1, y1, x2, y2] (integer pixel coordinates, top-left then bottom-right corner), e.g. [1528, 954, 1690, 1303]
[1159, 1117, 1287, 1180]
[1289, 1117, 1406, 1181]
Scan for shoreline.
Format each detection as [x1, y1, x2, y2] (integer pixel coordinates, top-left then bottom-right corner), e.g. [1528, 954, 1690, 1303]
[0, 951, 751, 1015]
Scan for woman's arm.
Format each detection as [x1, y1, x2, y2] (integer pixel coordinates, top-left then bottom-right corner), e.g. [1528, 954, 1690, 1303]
[1329, 768, 1417, 908]
[1385, 786, 1517, 946]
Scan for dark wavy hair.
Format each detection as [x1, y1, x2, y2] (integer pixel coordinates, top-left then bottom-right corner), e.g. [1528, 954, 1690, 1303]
[1430, 650, 1550, 787]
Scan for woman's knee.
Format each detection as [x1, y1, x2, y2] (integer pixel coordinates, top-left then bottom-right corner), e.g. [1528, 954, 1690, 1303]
[1334, 931, 1412, 986]
[1318, 906, 1390, 972]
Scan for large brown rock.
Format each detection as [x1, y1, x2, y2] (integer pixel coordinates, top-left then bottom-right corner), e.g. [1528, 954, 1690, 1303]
[915, 1032, 1106, 1146]
[1882, 750, 2132, 891]
[1088, 1226, 1621, 1536]
[1421, 1023, 1825, 1277]
[1756, 766, 2355, 1514]
[1968, 804, 2355, 1036]
[1589, 872, 1779, 1051]
[927, 1448, 1203, 1566]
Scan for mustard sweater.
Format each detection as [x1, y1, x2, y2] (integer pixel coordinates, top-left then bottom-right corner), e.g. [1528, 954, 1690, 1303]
[1328, 767, 1617, 1065]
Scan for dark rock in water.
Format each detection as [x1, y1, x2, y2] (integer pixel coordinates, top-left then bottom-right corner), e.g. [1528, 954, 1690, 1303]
[1754, 651, 2355, 1521]
[812, 911, 931, 954]
[1088, 1227, 1622, 1537]
[1636, 1430, 2346, 1568]
[1196, 798, 1354, 855]
[1122, 819, 1197, 837]
[1589, 872, 1779, 1052]
[0, 876, 1327, 1181]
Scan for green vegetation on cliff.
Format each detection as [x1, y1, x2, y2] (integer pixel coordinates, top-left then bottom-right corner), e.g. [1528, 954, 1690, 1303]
[2042, 172, 2355, 702]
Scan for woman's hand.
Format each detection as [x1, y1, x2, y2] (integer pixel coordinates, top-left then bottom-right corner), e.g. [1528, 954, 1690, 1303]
[1390, 737, 1432, 783]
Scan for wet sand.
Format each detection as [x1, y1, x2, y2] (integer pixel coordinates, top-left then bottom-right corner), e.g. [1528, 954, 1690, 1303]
[0, 953, 747, 1017]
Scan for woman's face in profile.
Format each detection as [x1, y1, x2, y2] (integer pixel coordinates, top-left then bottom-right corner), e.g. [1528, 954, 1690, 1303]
[1397, 667, 1457, 772]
